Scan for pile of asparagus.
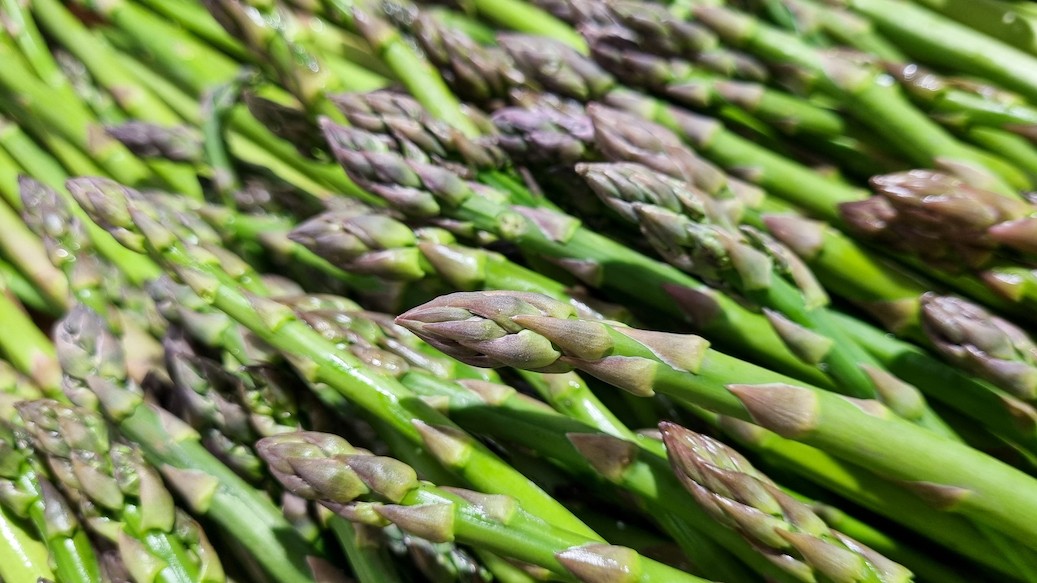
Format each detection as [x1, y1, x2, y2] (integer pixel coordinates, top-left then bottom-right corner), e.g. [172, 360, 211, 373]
[4, 0, 1037, 581]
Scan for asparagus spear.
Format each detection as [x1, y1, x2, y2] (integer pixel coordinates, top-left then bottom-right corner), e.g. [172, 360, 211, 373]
[258, 431, 709, 583]
[493, 33, 870, 222]
[404, 11, 526, 105]
[0, 272, 60, 397]
[54, 303, 319, 583]
[584, 33, 842, 139]
[0, 502, 53, 583]
[0, 36, 165, 189]
[660, 422, 911, 583]
[396, 290, 1037, 546]
[906, 0, 1037, 56]
[577, 161, 943, 426]
[919, 294, 1037, 402]
[0, 422, 103, 583]
[286, 300, 763, 580]
[840, 170, 1037, 301]
[0, 362, 96, 583]
[0, 150, 68, 312]
[329, 91, 555, 209]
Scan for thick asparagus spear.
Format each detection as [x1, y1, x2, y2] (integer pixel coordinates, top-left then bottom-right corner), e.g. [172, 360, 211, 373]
[834, 0, 1037, 102]
[577, 161, 943, 426]
[396, 290, 1037, 546]
[681, 2, 1027, 194]
[0, 424, 103, 583]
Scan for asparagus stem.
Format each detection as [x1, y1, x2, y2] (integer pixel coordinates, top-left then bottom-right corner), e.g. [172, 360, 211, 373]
[840, 0, 1037, 102]
[0, 273, 60, 396]
[321, 121, 834, 387]
[0, 506, 54, 583]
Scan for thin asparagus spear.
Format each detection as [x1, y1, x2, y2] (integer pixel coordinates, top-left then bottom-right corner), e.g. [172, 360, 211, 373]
[908, 0, 1037, 56]
[0, 505, 53, 583]
[320, 121, 833, 386]
[682, 3, 1026, 194]
[0, 261, 53, 316]
[0, 146, 68, 312]
[890, 62, 1037, 141]
[0, 273, 60, 396]
[0, 420, 103, 583]
[836, 0, 1037, 101]
[258, 432, 710, 583]
[494, 34, 871, 221]
[577, 161, 947, 430]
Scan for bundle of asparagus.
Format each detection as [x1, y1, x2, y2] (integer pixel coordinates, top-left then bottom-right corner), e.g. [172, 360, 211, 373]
[4, 0, 1037, 581]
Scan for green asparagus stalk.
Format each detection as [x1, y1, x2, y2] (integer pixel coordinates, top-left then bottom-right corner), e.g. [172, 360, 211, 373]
[585, 33, 844, 139]
[99, 19, 374, 204]
[0, 273, 60, 397]
[404, 11, 526, 105]
[0, 504, 53, 583]
[258, 431, 709, 583]
[841, 170, 1037, 275]
[660, 422, 912, 583]
[577, 161, 945, 428]
[0, 424, 103, 583]
[0, 362, 99, 583]
[919, 294, 1037, 402]
[0, 154, 68, 312]
[0, 261, 53, 316]
[0, 38, 163, 189]
[494, 34, 871, 221]
[289, 207, 617, 319]
[889, 62, 1037, 141]
[397, 374, 796, 581]
[906, 0, 1037, 56]
[396, 290, 1037, 546]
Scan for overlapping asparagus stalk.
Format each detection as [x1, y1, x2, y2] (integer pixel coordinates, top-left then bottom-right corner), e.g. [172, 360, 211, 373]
[16, 398, 225, 583]
[67, 175, 603, 541]
[320, 119, 836, 385]
[395, 289, 1037, 546]
[53, 303, 320, 583]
